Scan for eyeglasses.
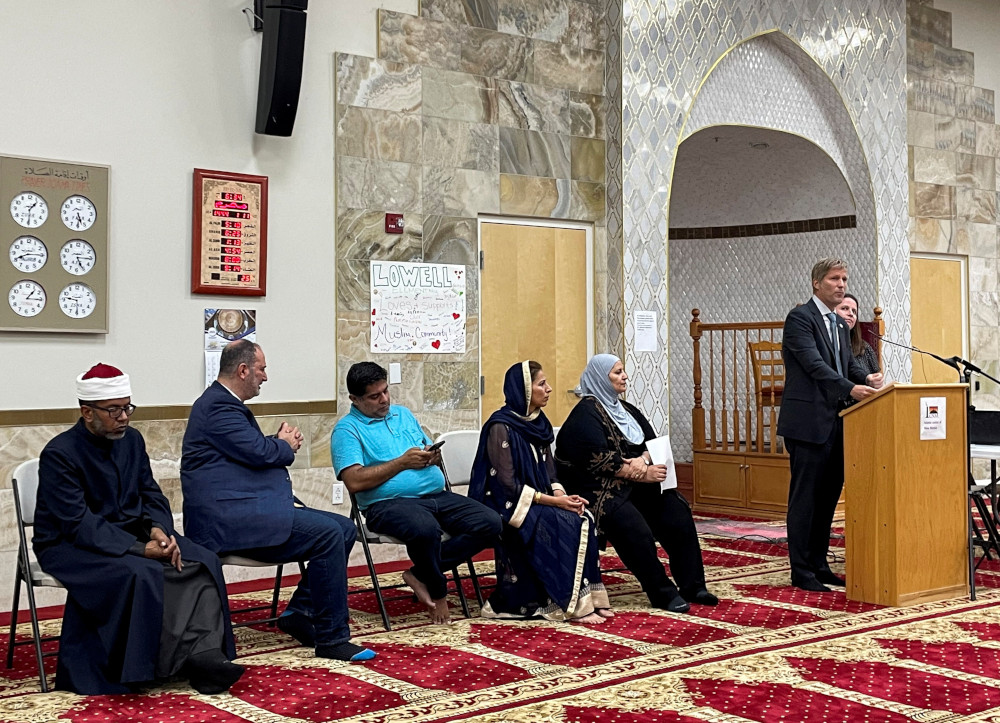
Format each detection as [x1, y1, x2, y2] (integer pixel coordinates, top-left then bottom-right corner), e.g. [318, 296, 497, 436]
[83, 403, 137, 418]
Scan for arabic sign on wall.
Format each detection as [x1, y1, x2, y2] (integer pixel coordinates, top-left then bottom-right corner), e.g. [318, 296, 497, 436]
[370, 261, 466, 354]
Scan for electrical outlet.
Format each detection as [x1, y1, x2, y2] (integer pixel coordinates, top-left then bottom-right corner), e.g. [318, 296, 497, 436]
[332, 482, 344, 505]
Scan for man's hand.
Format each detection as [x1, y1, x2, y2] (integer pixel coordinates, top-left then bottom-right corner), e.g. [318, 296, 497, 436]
[423, 444, 443, 467]
[642, 464, 668, 483]
[146, 528, 183, 571]
[400, 446, 437, 470]
[277, 421, 303, 452]
[850, 384, 878, 401]
[866, 373, 884, 389]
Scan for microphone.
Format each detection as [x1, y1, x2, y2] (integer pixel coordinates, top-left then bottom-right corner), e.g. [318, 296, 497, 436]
[951, 356, 984, 374]
[876, 334, 960, 372]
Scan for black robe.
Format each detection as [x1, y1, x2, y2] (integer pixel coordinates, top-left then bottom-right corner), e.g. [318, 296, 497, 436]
[33, 419, 236, 694]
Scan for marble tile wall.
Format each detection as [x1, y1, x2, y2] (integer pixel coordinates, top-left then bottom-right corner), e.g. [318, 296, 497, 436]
[664, 30, 881, 459]
[906, 1, 1000, 410]
[334, 0, 611, 444]
[621, 0, 910, 435]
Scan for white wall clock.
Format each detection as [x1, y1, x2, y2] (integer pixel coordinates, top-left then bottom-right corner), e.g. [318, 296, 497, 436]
[60, 195, 97, 231]
[9, 236, 47, 272]
[10, 192, 48, 229]
[8, 279, 46, 317]
[59, 282, 96, 318]
[1, 155, 109, 332]
[60, 239, 96, 275]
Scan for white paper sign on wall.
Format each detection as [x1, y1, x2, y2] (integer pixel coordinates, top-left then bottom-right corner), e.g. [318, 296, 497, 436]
[370, 260, 466, 354]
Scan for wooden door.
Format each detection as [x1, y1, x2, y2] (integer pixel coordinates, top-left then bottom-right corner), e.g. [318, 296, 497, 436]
[480, 223, 588, 426]
[910, 256, 966, 384]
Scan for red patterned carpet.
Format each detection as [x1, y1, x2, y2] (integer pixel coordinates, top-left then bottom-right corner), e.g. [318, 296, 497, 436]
[4, 525, 1000, 723]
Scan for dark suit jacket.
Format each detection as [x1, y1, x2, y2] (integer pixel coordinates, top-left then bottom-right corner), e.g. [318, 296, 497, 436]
[181, 381, 296, 553]
[776, 300, 869, 445]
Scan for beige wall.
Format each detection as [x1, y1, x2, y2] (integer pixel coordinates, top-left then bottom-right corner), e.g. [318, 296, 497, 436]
[0, 0, 418, 610]
[0, 0, 416, 409]
[935, 0, 1000, 94]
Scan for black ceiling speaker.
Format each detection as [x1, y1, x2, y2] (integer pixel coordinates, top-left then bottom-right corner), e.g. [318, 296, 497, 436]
[255, 0, 308, 136]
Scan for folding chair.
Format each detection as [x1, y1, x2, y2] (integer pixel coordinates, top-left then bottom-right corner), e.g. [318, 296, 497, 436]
[219, 557, 305, 628]
[7, 459, 64, 692]
[436, 430, 489, 606]
[348, 489, 479, 631]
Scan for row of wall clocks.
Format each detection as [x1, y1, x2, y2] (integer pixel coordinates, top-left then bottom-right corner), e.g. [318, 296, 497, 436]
[1, 156, 109, 332]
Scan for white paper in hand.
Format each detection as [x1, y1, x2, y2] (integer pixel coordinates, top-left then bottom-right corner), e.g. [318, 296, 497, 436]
[645, 435, 677, 491]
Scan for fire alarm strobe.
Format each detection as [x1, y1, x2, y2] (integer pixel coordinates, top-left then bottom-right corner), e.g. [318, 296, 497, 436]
[385, 213, 404, 234]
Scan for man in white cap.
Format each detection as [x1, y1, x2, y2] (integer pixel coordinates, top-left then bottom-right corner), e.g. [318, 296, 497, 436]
[33, 363, 244, 695]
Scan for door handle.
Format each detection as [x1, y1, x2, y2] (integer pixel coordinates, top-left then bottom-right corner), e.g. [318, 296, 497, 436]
[567, 388, 583, 398]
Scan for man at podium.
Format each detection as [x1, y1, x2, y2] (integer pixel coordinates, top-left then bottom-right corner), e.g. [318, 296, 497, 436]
[778, 258, 882, 592]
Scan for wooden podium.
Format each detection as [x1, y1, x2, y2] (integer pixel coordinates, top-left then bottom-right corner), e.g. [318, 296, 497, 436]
[841, 383, 968, 606]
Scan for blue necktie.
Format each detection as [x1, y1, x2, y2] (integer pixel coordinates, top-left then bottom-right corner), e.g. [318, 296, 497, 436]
[827, 312, 843, 376]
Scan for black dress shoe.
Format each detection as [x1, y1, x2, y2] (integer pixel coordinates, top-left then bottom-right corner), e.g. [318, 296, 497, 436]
[816, 570, 845, 587]
[792, 578, 831, 593]
[184, 650, 245, 694]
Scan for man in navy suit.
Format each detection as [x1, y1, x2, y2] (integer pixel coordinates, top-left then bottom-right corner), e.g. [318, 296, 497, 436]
[181, 340, 374, 662]
[777, 258, 883, 592]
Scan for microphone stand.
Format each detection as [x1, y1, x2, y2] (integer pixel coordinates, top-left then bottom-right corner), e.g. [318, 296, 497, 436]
[877, 337, 999, 600]
[951, 356, 1000, 600]
[876, 334, 962, 380]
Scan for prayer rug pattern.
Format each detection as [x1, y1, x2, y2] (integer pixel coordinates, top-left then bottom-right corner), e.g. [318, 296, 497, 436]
[3, 527, 1000, 723]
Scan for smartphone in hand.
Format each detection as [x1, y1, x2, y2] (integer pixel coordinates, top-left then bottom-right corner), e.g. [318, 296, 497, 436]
[425, 440, 446, 452]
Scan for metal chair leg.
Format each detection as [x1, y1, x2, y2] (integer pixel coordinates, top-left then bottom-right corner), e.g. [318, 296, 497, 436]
[358, 533, 391, 631]
[268, 564, 285, 624]
[22, 566, 48, 692]
[6, 573, 21, 668]
[467, 559, 484, 608]
[452, 568, 471, 618]
[973, 493, 1000, 569]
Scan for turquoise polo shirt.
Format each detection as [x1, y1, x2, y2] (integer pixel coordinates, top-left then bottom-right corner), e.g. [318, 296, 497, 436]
[332, 404, 445, 510]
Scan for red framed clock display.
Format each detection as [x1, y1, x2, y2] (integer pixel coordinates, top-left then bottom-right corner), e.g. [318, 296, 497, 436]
[192, 169, 268, 296]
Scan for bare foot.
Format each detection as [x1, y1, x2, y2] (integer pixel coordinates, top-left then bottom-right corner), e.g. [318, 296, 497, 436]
[597, 608, 615, 618]
[429, 598, 451, 625]
[402, 569, 434, 607]
[570, 612, 605, 624]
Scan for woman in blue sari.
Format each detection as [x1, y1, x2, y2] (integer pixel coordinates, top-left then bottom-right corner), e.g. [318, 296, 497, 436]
[471, 361, 611, 623]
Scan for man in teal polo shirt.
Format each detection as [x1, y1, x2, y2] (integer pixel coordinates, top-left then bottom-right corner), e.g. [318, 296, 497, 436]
[332, 362, 501, 624]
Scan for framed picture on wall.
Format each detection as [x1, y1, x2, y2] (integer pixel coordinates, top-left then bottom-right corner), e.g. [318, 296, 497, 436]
[191, 168, 268, 296]
[0, 154, 111, 333]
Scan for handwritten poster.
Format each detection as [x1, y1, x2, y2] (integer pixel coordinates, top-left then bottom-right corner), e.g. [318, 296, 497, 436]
[370, 261, 466, 354]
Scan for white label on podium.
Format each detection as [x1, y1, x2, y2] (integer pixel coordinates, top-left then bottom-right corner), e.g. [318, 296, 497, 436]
[920, 396, 946, 440]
